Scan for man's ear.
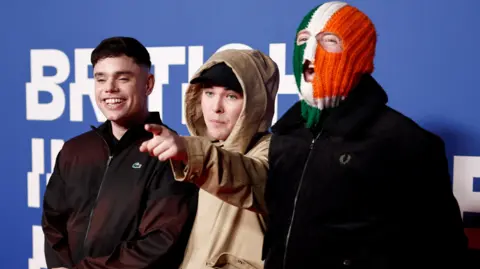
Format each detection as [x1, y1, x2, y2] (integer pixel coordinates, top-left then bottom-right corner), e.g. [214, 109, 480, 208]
[146, 73, 155, 96]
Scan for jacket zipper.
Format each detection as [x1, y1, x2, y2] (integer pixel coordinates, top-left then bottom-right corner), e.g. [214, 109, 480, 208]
[282, 129, 323, 269]
[83, 144, 113, 251]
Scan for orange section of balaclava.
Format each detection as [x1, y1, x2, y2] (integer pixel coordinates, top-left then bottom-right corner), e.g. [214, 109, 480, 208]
[311, 5, 376, 106]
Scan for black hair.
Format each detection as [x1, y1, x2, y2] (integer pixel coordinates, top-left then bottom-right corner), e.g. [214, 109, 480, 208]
[91, 36, 151, 69]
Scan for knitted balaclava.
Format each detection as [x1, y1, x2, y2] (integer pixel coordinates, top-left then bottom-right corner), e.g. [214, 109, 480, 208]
[293, 1, 377, 128]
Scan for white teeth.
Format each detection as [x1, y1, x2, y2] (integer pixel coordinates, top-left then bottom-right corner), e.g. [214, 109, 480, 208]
[104, 98, 124, 104]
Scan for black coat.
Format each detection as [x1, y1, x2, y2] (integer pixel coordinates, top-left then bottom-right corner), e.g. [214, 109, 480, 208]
[42, 112, 198, 269]
[263, 75, 468, 269]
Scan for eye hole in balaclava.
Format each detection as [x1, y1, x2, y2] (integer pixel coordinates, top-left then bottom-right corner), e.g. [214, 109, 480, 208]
[293, 1, 377, 128]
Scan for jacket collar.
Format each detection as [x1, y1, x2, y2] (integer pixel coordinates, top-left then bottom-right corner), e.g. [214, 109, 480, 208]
[272, 74, 388, 138]
[91, 112, 164, 153]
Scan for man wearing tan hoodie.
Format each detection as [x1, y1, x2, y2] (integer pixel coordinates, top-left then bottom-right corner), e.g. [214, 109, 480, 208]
[139, 49, 279, 269]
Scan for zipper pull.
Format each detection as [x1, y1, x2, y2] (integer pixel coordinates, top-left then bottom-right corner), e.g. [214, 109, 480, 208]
[310, 129, 323, 149]
[107, 156, 113, 166]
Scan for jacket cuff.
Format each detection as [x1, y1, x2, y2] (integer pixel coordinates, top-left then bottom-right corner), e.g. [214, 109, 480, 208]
[180, 136, 206, 183]
[169, 160, 187, 181]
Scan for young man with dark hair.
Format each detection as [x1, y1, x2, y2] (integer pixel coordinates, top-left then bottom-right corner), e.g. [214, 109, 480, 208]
[42, 36, 197, 269]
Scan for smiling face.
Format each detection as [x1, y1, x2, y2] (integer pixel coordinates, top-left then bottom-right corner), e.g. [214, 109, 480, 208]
[93, 55, 153, 127]
[200, 85, 244, 141]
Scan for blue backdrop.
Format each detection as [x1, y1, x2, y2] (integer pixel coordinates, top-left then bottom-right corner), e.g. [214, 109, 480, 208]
[1, 0, 479, 268]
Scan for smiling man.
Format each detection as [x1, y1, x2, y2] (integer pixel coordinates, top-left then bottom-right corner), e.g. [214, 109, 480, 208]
[41, 36, 197, 269]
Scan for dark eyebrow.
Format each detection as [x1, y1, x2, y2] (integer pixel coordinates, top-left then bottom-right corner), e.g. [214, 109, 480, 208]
[94, 72, 105, 78]
[94, 71, 134, 78]
[115, 71, 134, 76]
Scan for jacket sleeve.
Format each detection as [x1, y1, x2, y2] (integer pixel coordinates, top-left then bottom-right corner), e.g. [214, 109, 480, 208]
[42, 151, 74, 268]
[170, 134, 270, 214]
[407, 135, 468, 266]
[73, 162, 197, 269]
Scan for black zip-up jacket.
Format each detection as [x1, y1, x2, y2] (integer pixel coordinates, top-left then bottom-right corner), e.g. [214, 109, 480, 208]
[42, 112, 198, 269]
[263, 75, 468, 269]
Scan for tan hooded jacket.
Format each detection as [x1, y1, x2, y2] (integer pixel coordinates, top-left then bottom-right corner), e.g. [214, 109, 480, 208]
[172, 49, 279, 269]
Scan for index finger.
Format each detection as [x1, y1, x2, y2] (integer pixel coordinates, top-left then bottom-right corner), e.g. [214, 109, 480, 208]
[145, 124, 165, 136]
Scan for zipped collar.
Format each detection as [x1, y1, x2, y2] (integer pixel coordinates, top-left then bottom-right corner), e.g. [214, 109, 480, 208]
[272, 74, 388, 138]
[91, 112, 164, 154]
